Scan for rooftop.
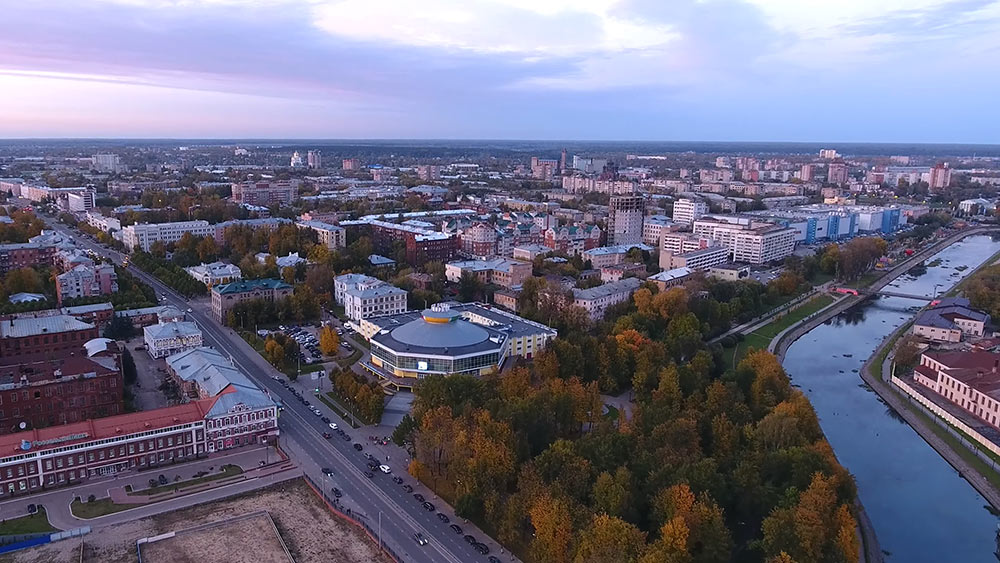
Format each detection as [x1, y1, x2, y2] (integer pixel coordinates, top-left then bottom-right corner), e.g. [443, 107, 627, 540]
[144, 321, 202, 340]
[573, 277, 642, 300]
[0, 315, 94, 339]
[649, 267, 694, 283]
[213, 278, 292, 295]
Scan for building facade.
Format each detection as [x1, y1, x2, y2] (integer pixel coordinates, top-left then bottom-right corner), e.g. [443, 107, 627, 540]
[608, 195, 645, 246]
[55, 264, 118, 303]
[231, 180, 298, 207]
[211, 279, 294, 323]
[296, 221, 346, 250]
[0, 316, 99, 361]
[185, 262, 242, 287]
[572, 277, 642, 320]
[672, 198, 708, 225]
[143, 321, 203, 359]
[121, 221, 215, 252]
[445, 259, 532, 289]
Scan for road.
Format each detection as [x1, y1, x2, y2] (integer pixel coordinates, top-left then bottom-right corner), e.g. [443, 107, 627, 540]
[45, 220, 513, 563]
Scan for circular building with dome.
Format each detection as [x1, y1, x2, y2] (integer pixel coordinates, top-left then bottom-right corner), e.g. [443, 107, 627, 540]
[369, 305, 509, 379]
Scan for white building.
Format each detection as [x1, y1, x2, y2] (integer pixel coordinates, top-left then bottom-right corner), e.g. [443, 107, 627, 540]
[91, 154, 124, 173]
[693, 218, 796, 264]
[144, 320, 204, 359]
[185, 262, 243, 287]
[583, 243, 653, 269]
[608, 195, 645, 246]
[572, 277, 642, 320]
[672, 198, 708, 225]
[664, 246, 731, 270]
[641, 215, 675, 247]
[256, 252, 306, 270]
[65, 190, 96, 212]
[512, 244, 552, 262]
[334, 274, 408, 321]
[296, 220, 346, 250]
[122, 221, 215, 252]
[85, 212, 121, 233]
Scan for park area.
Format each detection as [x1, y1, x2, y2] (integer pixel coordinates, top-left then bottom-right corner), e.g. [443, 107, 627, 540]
[721, 294, 835, 369]
[2, 479, 391, 563]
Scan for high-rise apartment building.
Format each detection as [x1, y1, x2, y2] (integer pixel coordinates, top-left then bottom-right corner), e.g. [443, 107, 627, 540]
[530, 157, 559, 181]
[827, 161, 849, 185]
[819, 149, 839, 159]
[692, 218, 796, 264]
[342, 158, 361, 171]
[307, 150, 323, 169]
[608, 195, 645, 246]
[799, 164, 814, 182]
[91, 154, 124, 173]
[231, 180, 298, 206]
[672, 198, 708, 225]
[121, 221, 215, 252]
[928, 163, 952, 190]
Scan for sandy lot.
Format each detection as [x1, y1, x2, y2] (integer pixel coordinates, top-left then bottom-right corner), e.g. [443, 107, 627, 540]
[139, 511, 291, 563]
[5, 479, 390, 563]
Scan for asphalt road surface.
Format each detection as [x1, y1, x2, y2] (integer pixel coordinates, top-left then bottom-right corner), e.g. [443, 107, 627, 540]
[45, 219, 512, 563]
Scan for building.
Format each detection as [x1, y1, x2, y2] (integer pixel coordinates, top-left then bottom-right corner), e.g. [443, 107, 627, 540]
[65, 190, 96, 213]
[460, 222, 499, 259]
[0, 352, 124, 431]
[707, 264, 751, 281]
[561, 176, 637, 195]
[0, 242, 57, 274]
[416, 165, 442, 181]
[114, 306, 184, 328]
[231, 180, 298, 207]
[342, 158, 361, 171]
[512, 244, 552, 262]
[827, 162, 849, 185]
[289, 151, 304, 168]
[572, 277, 642, 320]
[143, 320, 203, 359]
[583, 243, 652, 269]
[799, 164, 814, 182]
[121, 221, 215, 252]
[296, 220, 346, 250]
[601, 262, 647, 283]
[211, 279, 294, 323]
[572, 156, 608, 174]
[608, 195, 645, 246]
[530, 157, 559, 181]
[256, 252, 305, 270]
[364, 303, 556, 382]
[342, 218, 458, 266]
[642, 215, 676, 247]
[55, 264, 118, 304]
[84, 212, 121, 233]
[928, 163, 952, 190]
[543, 225, 601, 256]
[307, 150, 323, 169]
[445, 259, 533, 289]
[91, 154, 124, 173]
[672, 198, 708, 225]
[334, 274, 408, 321]
[0, 315, 99, 360]
[692, 218, 796, 264]
[914, 350, 1000, 430]
[648, 267, 695, 290]
[212, 217, 291, 244]
[185, 262, 242, 287]
[665, 246, 731, 270]
[912, 297, 990, 343]
[659, 232, 715, 269]
[0, 379, 277, 495]
[819, 149, 838, 159]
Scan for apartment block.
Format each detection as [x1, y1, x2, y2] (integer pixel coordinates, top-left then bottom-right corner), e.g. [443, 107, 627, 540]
[211, 279, 294, 323]
[55, 264, 118, 303]
[572, 277, 642, 320]
[445, 258, 533, 289]
[231, 180, 298, 206]
[296, 220, 346, 250]
[121, 221, 215, 252]
[333, 274, 407, 321]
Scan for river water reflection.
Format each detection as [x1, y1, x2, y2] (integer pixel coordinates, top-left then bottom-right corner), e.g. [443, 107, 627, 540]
[783, 234, 1000, 562]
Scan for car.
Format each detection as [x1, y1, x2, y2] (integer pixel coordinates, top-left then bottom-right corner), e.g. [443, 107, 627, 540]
[449, 524, 463, 534]
[26, 503, 36, 514]
[367, 460, 379, 470]
[353, 443, 363, 451]
[186, 308, 193, 313]
[473, 542, 490, 555]
[364, 453, 375, 460]
[403, 484, 413, 493]
[379, 464, 391, 474]
[436, 512, 450, 523]
[331, 487, 342, 498]
[158, 474, 168, 485]
[413, 533, 428, 546]
[414, 493, 425, 502]
[328, 422, 338, 430]
[321, 416, 330, 423]
[321, 467, 333, 476]
[464, 534, 476, 544]
[303, 401, 311, 407]
[363, 471, 374, 479]
[342, 433, 351, 441]
[392, 476, 403, 484]
[322, 432, 332, 439]
[489, 556, 502, 563]
[422, 501, 435, 511]
[314, 410, 322, 417]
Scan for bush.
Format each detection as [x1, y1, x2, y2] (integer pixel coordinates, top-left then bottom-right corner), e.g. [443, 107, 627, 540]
[720, 335, 736, 348]
[87, 494, 96, 503]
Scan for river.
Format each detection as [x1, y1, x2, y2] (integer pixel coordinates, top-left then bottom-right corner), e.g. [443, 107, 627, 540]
[783, 234, 1000, 562]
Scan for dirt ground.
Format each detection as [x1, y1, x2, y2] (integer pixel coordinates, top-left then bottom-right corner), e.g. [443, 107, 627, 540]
[139, 511, 291, 563]
[5, 480, 391, 563]
[123, 335, 171, 411]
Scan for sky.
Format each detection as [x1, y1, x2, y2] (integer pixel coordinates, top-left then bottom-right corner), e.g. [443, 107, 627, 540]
[1, 0, 999, 142]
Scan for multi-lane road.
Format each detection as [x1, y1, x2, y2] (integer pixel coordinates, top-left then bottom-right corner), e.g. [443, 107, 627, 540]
[43, 218, 511, 563]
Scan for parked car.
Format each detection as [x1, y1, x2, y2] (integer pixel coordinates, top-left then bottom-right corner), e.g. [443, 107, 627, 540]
[322, 467, 333, 476]
[422, 501, 435, 511]
[473, 542, 490, 555]
[353, 443, 363, 451]
[363, 471, 374, 479]
[331, 487, 342, 498]
[379, 464, 391, 474]
[392, 476, 403, 484]
[463, 534, 477, 544]
[328, 422, 338, 430]
[489, 557, 502, 563]
[322, 432, 332, 439]
[403, 484, 414, 493]
[436, 512, 450, 523]
[158, 474, 168, 485]
[414, 493, 425, 502]
[449, 524, 462, 534]
[321, 416, 331, 424]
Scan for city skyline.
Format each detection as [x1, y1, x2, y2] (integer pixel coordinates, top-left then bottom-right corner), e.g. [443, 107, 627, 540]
[2, 0, 1000, 142]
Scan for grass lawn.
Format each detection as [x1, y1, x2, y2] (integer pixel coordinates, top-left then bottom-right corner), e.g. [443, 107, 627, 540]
[847, 271, 885, 289]
[71, 497, 141, 519]
[317, 394, 363, 428]
[0, 508, 57, 535]
[722, 294, 835, 370]
[126, 464, 243, 497]
[603, 405, 620, 421]
[336, 349, 363, 370]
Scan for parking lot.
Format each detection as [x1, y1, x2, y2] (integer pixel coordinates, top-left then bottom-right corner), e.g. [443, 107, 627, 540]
[124, 336, 173, 411]
[262, 323, 356, 368]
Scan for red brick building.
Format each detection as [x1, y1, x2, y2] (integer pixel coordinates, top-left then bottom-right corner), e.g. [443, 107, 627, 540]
[0, 353, 124, 432]
[0, 243, 56, 274]
[0, 316, 99, 360]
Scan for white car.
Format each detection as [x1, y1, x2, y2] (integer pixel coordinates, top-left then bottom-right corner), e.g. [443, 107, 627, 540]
[186, 308, 193, 313]
[379, 464, 391, 474]
[328, 422, 338, 430]
[314, 409, 322, 416]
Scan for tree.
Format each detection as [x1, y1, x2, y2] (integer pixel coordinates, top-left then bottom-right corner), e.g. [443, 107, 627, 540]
[458, 271, 483, 302]
[318, 325, 340, 356]
[103, 315, 136, 340]
[281, 266, 296, 285]
[264, 338, 285, 368]
[122, 349, 138, 386]
[574, 514, 646, 563]
[4, 267, 42, 295]
[591, 466, 631, 517]
[530, 495, 574, 563]
[196, 236, 219, 262]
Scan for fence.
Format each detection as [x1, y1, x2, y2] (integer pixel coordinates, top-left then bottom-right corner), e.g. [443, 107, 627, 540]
[891, 376, 1000, 471]
[302, 473, 403, 562]
[0, 526, 90, 556]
